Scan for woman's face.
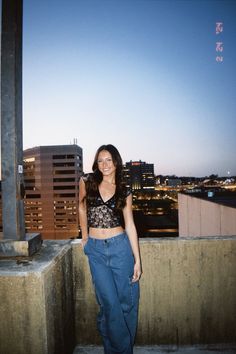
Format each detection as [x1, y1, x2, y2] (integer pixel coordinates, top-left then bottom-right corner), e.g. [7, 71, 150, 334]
[97, 150, 116, 177]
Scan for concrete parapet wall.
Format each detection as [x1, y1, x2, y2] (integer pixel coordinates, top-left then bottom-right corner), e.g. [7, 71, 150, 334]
[1, 237, 236, 352]
[72, 236, 236, 346]
[0, 241, 75, 354]
[72, 240, 100, 344]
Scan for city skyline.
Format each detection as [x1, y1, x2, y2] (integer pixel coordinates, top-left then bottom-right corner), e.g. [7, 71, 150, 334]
[22, 0, 236, 177]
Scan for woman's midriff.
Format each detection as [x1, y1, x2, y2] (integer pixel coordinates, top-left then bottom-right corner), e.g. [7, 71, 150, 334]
[89, 226, 124, 239]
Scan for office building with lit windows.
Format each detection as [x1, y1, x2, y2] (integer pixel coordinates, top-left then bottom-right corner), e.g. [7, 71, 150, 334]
[124, 160, 155, 191]
[23, 145, 83, 239]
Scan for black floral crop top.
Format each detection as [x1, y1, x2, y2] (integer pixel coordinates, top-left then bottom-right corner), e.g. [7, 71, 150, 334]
[87, 187, 131, 229]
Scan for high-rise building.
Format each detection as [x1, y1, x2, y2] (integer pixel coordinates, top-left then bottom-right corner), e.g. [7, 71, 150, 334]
[124, 160, 155, 191]
[23, 145, 83, 239]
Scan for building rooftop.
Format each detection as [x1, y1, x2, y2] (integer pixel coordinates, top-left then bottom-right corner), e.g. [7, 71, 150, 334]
[182, 191, 236, 209]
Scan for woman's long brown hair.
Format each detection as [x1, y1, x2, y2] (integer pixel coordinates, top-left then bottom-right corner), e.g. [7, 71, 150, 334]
[85, 144, 128, 209]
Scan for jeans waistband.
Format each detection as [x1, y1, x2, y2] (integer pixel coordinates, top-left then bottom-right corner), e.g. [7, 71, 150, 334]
[88, 232, 127, 245]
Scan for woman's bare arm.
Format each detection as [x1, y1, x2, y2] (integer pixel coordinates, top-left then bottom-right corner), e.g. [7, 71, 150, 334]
[79, 177, 88, 245]
[123, 194, 142, 282]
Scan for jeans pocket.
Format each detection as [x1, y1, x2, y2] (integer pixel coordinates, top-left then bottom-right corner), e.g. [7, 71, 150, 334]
[124, 235, 133, 255]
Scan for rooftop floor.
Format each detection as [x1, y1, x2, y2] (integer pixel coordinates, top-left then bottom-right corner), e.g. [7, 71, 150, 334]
[74, 345, 236, 354]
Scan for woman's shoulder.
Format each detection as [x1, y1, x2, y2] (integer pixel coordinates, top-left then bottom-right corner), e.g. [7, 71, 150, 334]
[126, 186, 132, 197]
[81, 173, 94, 183]
[120, 183, 132, 198]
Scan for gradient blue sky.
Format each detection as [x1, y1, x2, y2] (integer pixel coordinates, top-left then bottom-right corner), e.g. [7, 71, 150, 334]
[23, 0, 236, 177]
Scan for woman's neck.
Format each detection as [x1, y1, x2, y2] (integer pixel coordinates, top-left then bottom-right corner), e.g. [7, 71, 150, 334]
[102, 177, 116, 185]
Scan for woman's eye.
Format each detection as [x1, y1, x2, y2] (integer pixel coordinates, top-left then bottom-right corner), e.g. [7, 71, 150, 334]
[97, 158, 112, 164]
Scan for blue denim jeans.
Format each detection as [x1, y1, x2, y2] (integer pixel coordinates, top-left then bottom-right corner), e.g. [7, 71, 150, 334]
[84, 232, 140, 354]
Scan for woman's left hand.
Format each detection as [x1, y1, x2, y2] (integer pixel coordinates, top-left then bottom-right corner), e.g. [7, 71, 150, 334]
[132, 261, 142, 282]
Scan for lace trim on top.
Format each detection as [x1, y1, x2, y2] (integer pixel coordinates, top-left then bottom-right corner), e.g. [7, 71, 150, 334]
[87, 189, 130, 229]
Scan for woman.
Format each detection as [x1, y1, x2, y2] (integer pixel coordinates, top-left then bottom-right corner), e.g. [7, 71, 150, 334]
[79, 144, 142, 354]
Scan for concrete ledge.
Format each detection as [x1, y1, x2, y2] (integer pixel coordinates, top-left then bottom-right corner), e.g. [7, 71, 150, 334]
[73, 344, 236, 354]
[0, 233, 42, 257]
[72, 236, 236, 346]
[0, 240, 75, 354]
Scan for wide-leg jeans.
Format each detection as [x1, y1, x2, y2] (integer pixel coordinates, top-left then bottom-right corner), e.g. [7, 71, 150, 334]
[84, 232, 140, 354]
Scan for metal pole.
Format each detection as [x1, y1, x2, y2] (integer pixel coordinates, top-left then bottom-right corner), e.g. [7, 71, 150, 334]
[1, 0, 25, 240]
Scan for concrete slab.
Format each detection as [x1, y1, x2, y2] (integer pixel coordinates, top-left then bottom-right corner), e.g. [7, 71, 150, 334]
[0, 240, 75, 354]
[73, 345, 236, 354]
[0, 239, 67, 273]
[0, 232, 42, 257]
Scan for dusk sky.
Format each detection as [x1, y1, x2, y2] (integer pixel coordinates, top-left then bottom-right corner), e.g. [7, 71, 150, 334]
[23, 0, 236, 177]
